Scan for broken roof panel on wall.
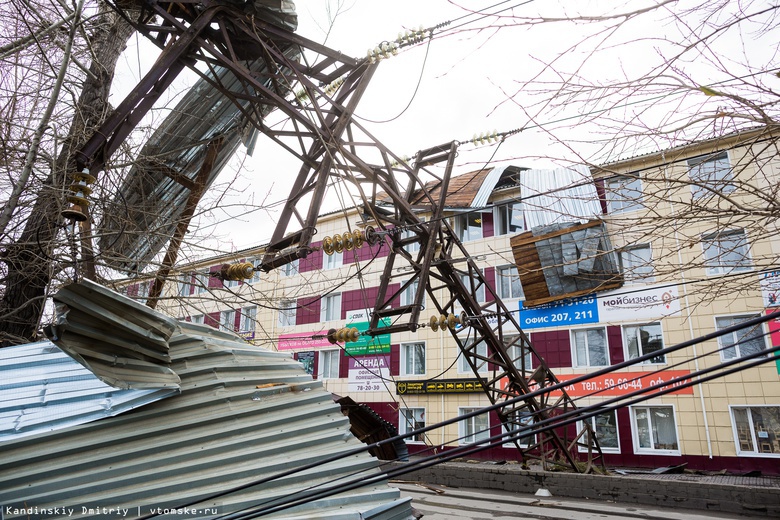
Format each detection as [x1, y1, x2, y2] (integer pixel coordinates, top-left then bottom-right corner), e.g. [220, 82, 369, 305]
[519, 165, 602, 228]
[0, 280, 416, 520]
[0, 341, 177, 442]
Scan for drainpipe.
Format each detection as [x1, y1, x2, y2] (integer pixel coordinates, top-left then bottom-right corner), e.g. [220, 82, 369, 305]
[662, 151, 714, 459]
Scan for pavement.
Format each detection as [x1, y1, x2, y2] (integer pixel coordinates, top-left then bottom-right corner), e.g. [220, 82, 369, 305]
[392, 481, 774, 520]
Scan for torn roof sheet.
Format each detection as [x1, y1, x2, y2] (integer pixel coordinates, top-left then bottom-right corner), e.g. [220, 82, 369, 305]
[0, 341, 177, 443]
[0, 280, 416, 520]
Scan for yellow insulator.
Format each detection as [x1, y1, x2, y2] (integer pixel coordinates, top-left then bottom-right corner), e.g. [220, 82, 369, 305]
[352, 229, 364, 249]
[447, 313, 457, 330]
[438, 315, 448, 330]
[342, 231, 354, 251]
[323, 236, 335, 256]
[224, 262, 254, 281]
[327, 328, 339, 344]
[346, 327, 360, 342]
[429, 315, 439, 332]
[332, 233, 344, 253]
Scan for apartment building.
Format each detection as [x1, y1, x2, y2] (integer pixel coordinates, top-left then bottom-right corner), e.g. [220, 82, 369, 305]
[128, 128, 780, 474]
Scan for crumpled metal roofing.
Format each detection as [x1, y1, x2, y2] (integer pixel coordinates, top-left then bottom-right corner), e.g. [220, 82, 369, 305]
[0, 279, 415, 520]
[0, 340, 178, 442]
[519, 165, 602, 229]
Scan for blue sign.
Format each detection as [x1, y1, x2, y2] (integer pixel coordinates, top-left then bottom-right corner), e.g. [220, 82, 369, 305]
[519, 295, 599, 330]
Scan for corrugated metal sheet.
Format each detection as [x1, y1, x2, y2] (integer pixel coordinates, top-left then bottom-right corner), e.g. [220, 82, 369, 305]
[520, 165, 602, 229]
[0, 341, 177, 442]
[0, 280, 415, 520]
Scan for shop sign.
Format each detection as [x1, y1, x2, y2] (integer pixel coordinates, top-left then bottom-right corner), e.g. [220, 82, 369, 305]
[518, 284, 681, 330]
[348, 354, 390, 392]
[766, 309, 780, 375]
[396, 378, 485, 395]
[344, 310, 391, 355]
[499, 370, 694, 397]
[761, 271, 780, 307]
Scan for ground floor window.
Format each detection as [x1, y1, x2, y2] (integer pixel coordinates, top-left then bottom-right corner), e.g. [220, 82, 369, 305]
[732, 406, 780, 456]
[319, 349, 340, 379]
[458, 407, 490, 445]
[578, 410, 620, 453]
[399, 408, 426, 443]
[502, 410, 536, 448]
[631, 405, 679, 454]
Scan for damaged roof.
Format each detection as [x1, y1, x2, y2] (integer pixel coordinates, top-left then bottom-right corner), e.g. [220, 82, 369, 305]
[0, 280, 415, 520]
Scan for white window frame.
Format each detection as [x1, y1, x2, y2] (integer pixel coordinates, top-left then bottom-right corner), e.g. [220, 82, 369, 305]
[324, 251, 342, 270]
[497, 265, 524, 300]
[320, 293, 341, 322]
[400, 279, 420, 308]
[702, 229, 752, 276]
[458, 340, 488, 374]
[687, 151, 733, 199]
[494, 202, 524, 236]
[399, 407, 426, 444]
[191, 314, 204, 325]
[319, 349, 340, 380]
[577, 409, 620, 454]
[619, 244, 655, 284]
[453, 212, 483, 242]
[630, 404, 680, 455]
[246, 257, 262, 283]
[178, 274, 193, 297]
[505, 335, 533, 374]
[730, 405, 780, 457]
[571, 327, 609, 368]
[240, 306, 257, 333]
[502, 410, 536, 448]
[194, 270, 209, 294]
[136, 281, 150, 304]
[606, 175, 643, 214]
[400, 341, 426, 376]
[715, 314, 768, 361]
[622, 322, 665, 364]
[219, 309, 236, 332]
[280, 258, 299, 277]
[278, 299, 296, 328]
[458, 407, 490, 445]
[460, 271, 485, 303]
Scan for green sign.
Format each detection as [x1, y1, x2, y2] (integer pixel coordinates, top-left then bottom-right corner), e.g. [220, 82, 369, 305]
[344, 312, 391, 356]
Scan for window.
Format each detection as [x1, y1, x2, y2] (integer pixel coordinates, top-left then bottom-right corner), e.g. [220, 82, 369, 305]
[401, 225, 422, 254]
[278, 299, 296, 327]
[731, 406, 780, 456]
[191, 314, 204, 325]
[219, 309, 235, 332]
[320, 293, 341, 322]
[240, 306, 257, 333]
[716, 315, 767, 361]
[401, 341, 425, 376]
[453, 213, 483, 242]
[460, 272, 485, 303]
[246, 258, 262, 283]
[400, 279, 420, 308]
[572, 327, 609, 367]
[619, 244, 654, 284]
[505, 335, 533, 373]
[624, 322, 665, 364]
[631, 405, 679, 454]
[688, 152, 733, 199]
[606, 175, 643, 214]
[458, 340, 488, 374]
[578, 410, 620, 453]
[281, 259, 299, 277]
[194, 270, 209, 294]
[702, 229, 751, 275]
[399, 408, 426, 443]
[178, 274, 192, 297]
[319, 349, 340, 379]
[458, 407, 490, 445]
[497, 265, 524, 300]
[324, 251, 342, 270]
[495, 202, 524, 235]
[503, 410, 535, 448]
[136, 282, 150, 304]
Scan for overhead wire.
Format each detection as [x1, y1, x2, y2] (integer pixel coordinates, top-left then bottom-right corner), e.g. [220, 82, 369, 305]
[141, 310, 780, 519]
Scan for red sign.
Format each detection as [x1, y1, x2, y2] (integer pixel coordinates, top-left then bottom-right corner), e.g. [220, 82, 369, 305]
[501, 370, 693, 397]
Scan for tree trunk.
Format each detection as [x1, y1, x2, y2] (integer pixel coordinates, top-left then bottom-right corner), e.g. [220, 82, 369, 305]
[0, 5, 135, 346]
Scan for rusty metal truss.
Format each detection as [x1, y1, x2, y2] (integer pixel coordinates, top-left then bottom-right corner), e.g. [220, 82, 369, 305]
[76, 0, 603, 472]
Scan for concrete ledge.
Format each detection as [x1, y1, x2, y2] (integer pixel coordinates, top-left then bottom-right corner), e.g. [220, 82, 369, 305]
[389, 461, 780, 517]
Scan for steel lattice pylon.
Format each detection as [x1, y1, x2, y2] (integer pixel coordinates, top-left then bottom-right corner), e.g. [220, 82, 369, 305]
[78, 0, 603, 472]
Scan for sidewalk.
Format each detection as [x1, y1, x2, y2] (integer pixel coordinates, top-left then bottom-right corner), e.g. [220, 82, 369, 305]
[389, 460, 780, 517]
